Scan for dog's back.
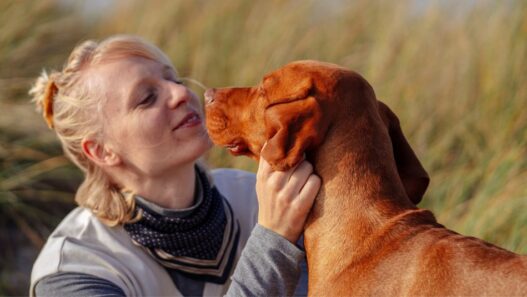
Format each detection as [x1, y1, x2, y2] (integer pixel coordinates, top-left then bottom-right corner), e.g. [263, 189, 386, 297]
[327, 215, 527, 296]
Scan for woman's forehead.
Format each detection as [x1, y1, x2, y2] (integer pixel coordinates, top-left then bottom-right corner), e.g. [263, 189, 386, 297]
[97, 56, 173, 75]
[86, 57, 172, 91]
[82, 57, 163, 113]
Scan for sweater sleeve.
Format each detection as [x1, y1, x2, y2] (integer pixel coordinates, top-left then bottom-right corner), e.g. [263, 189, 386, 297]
[34, 272, 125, 297]
[226, 224, 306, 297]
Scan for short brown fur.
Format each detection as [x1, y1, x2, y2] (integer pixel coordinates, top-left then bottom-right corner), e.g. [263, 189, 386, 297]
[205, 60, 527, 296]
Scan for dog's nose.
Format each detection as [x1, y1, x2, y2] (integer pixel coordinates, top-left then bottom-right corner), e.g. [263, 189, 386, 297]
[204, 88, 215, 104]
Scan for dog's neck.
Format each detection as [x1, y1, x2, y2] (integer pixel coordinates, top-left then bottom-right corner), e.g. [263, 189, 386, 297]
[303, 109, 420, 278]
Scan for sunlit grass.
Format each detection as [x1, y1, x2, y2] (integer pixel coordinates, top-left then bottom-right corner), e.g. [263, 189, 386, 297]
[0, 1, 86, 294]
[1, 0, 526, 294]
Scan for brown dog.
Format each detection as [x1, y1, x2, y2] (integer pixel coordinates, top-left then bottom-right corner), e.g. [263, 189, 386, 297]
[204, 60, 527, 296]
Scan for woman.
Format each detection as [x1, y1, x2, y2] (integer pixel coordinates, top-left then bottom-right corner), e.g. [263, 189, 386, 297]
[29, 35, 320, 296]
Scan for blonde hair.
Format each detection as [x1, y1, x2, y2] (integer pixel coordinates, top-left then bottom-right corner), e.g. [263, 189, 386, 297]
[29, 35, 177, 226]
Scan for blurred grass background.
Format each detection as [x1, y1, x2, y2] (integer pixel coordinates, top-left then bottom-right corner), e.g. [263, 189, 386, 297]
[0, 0, 526, 294]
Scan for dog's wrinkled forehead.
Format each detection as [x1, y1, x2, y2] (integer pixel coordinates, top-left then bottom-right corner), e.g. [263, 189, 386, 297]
[262, 62, 315, 87]
[260, 67, 314, 105]
[260, 60, 343, 103]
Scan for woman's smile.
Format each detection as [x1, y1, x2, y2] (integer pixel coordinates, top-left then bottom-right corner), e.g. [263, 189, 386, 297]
[173, 110, 202, 131]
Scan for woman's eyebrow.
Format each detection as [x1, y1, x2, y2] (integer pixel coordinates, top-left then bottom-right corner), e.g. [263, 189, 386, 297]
[162, 65, 177, 77]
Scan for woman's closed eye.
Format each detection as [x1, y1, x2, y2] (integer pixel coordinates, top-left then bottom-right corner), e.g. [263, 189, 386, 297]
[168, 76, 185, 85]
[138, 88, 158, 107]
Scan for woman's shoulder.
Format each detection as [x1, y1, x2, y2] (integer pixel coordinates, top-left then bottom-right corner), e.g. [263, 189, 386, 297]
[31, 207, 127, 278]
[42, 207, 125, 244]
[209, 168, 258, 231]
[210, 168, 257, 201]
[30, 207, 175, 296]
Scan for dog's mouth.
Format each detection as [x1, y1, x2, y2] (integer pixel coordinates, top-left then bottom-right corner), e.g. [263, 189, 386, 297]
[224, 141, 249, 156]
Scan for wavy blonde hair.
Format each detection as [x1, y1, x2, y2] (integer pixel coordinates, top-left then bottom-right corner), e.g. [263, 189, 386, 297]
[29, 35, 179, 226]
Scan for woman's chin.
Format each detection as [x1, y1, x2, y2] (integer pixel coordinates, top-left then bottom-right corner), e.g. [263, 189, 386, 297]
[186, 133, 214, 159]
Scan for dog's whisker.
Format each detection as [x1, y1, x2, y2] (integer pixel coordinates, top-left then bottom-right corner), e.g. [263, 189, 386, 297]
[180, 77, 208, 91]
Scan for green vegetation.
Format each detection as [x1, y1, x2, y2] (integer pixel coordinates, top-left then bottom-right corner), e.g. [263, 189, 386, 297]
[1, 0, 525, 294]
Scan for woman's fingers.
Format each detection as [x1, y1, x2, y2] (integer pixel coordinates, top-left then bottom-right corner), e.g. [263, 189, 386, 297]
[297, 174, 321, 207]
[255, 150, 321, 243]
[287, 161, 314, 194]
[257, 155, 299, 192]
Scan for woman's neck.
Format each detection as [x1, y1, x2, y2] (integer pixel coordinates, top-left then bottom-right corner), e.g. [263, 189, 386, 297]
[119, 162, 197, 209]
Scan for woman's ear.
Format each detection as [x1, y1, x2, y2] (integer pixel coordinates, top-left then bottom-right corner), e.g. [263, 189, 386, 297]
[81, 138, 121, 167]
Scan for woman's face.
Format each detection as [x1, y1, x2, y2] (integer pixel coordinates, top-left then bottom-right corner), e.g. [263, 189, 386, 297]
[87, 56, 212, 177]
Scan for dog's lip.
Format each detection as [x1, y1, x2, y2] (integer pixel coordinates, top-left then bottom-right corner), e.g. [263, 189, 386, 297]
[224, 142, 246, 154]
[173, 111, 201, 130]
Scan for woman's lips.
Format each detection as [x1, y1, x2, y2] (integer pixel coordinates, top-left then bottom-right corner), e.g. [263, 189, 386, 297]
[173, 112, 201, 130]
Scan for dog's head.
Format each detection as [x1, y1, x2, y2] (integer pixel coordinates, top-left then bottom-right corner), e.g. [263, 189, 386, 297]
[205, 60, 339, 169]
[205, 60, 429, 204]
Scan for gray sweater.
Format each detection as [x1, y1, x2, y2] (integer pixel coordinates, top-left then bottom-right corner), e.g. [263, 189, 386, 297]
[35, 225, 308, 296]
[31, 169, 308, 296]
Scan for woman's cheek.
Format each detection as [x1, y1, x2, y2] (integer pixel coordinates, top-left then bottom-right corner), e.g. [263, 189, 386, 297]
[134, 113, 165, 146]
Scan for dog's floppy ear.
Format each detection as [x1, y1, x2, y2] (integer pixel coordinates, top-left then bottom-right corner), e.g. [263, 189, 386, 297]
[262, 75, 313, 105]
[261, 96, 325, 171]
[378, 101, 429, 205]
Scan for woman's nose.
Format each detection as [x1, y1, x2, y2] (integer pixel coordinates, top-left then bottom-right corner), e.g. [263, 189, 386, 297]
[167, 83, 189, 109]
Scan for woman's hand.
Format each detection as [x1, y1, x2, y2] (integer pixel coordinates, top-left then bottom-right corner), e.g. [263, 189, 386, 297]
[256, 156, 321, 243]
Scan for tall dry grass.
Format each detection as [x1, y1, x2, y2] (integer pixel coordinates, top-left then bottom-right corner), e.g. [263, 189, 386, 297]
[0, 0, 525, 294]
[0, 1, 87, 294]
